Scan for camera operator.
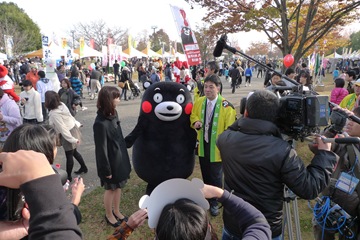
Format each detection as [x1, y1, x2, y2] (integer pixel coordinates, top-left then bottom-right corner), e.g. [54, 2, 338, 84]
[312, 106, 360, 239]
[216, 90, 338, 239]
[0, 150, 82, 239]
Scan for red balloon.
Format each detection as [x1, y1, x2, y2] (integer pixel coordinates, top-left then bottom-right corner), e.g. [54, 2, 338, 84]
[283, 54, 294, 68]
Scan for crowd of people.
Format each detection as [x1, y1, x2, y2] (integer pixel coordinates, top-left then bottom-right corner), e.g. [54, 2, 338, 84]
[1, 53, 360, 240]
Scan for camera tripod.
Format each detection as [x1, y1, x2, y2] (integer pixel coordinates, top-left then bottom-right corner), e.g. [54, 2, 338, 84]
[282, 186, 302, 240]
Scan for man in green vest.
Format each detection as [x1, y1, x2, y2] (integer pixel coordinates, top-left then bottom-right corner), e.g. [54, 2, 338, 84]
[190, 74, 236, 216]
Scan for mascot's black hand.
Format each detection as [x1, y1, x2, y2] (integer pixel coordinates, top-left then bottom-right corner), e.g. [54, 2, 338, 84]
[125, 136, 133, 148]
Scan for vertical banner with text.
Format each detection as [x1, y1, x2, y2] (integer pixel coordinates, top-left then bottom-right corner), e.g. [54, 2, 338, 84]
[102, 46, 108, 67]
[41, 35, 50, 59]
[79, 37, 85, 58]
[109, 44, 116, 66]
[4, 35, 14, 58]
[169, 4, 201, 66]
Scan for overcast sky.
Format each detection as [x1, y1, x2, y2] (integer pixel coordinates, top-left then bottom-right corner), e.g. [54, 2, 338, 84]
[5, 0, 360, 51]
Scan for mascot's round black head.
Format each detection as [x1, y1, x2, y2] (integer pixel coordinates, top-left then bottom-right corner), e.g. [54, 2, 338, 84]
[141, 82, 193, 121]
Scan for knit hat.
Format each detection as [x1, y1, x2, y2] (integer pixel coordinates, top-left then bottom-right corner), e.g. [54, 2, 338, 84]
[0, 65, 8, 78]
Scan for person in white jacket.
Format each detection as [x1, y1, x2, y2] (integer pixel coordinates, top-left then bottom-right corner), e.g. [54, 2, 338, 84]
[36, 70, 54, 122]
[45, 91, 87, 182]
[19, 80, 43, 124]
[0, 89, 22, 143]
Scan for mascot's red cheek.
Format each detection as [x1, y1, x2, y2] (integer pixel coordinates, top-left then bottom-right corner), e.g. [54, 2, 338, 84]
[184, 103, 193, 115]
[142, 101, 152, 113]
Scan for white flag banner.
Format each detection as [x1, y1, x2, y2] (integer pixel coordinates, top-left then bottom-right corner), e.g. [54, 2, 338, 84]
[102, 46, 108, 67]
[4, 35, 13, 58]
[169, 4, 201, 66]
[42, 35, 51, 59]
[109, 44, 116, 66]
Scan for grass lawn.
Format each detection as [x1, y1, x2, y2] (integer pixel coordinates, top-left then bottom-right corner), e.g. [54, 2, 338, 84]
[78, 75, 336, 239]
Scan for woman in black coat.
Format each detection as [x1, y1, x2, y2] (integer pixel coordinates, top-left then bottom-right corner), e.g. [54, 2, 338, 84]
[93, 86, 131, 227]
[58, 78, 80, 117]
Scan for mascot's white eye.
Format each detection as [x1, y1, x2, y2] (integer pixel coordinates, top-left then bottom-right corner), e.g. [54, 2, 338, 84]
[176, 94, 185, 104]
[153, 93, 163, 103]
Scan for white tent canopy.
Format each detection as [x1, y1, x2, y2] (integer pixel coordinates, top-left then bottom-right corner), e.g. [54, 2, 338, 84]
[124, 47, 147, 58]
[74, 45, 102, 58]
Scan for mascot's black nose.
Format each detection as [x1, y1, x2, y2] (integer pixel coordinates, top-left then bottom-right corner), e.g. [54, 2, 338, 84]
[167, 106, 174, 111]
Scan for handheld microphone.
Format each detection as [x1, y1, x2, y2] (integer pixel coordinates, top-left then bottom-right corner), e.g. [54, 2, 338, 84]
[323, 137, 360, 144]
[213, 35, 227, 57]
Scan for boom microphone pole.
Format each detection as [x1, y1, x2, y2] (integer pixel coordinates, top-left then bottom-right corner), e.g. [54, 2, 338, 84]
[213, 34, 299, 86]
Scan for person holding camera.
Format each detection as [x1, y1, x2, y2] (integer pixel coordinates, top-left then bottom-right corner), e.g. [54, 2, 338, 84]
[217, 90, 338, 239]
[312, 106, 360, 239]
[0, 124, 85, 239]
[19, 80, 43, 124]
[0, 150, 82, 239]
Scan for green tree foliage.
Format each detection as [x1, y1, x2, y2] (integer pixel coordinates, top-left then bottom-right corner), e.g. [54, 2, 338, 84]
[0, 2, 41, 54]
[186, 0, 360, 67]
[150, 29, 170, 52]
[349, 31, 360, 51]
[194, 24, 217, 62]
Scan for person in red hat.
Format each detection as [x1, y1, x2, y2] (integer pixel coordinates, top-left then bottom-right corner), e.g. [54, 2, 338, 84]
[0, 65, 20, 102]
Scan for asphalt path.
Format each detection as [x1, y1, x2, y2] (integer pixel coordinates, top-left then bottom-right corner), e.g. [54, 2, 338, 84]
[55, 74, 266, 195]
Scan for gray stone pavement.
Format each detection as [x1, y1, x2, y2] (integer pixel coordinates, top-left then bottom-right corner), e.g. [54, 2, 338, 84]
[54, 74, 265, 195]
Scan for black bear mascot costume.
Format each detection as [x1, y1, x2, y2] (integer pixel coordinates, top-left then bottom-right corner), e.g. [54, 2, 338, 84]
[125, 82, 197, 194]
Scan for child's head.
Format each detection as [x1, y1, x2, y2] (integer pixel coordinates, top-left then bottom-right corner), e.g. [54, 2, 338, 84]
[334, 77, 345, 88]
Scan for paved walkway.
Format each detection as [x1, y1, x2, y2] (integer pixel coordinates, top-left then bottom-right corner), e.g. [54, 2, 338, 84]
[55, 74, 265, 194]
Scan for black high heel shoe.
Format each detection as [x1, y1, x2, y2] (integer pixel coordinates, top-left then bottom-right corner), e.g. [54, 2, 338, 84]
[112, 210, 128, 223]
[74, 167, 88, 175]
[105, 215, 121, 227]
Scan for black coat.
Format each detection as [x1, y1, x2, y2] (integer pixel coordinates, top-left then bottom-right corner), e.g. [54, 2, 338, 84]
[93, 111, 131, 184]
[58, 88, 79, 117]
[217, 117, 338, 237]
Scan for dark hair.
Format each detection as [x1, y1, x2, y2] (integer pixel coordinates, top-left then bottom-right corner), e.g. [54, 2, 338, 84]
[353, 107, 360, 117]
[61, 78, 71, 88]
[97, 86, 121, 117]
[204, 74, 221, 86]
[334, 78, 345, 88]
[285, 68, 295, 76]
[299, 72, 311, 86]
[246, 90, 280, 122]
[2, 124, 56, 164]
[45, 91, 61, 110]
[271, 72, 282, 78]
[38, 70, 46, 78]
[156, 198, 212, 240]
[347, 70, 356, 79]
[70, 69, 79, 78]
[206, 61, 219, 73]
[301, 63, 307, 68]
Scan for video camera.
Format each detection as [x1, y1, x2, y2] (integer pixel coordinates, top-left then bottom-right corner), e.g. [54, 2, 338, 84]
[274, 86, 329, 141]
[213, 34, 331, 140]
[240, 86, 329, 141]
